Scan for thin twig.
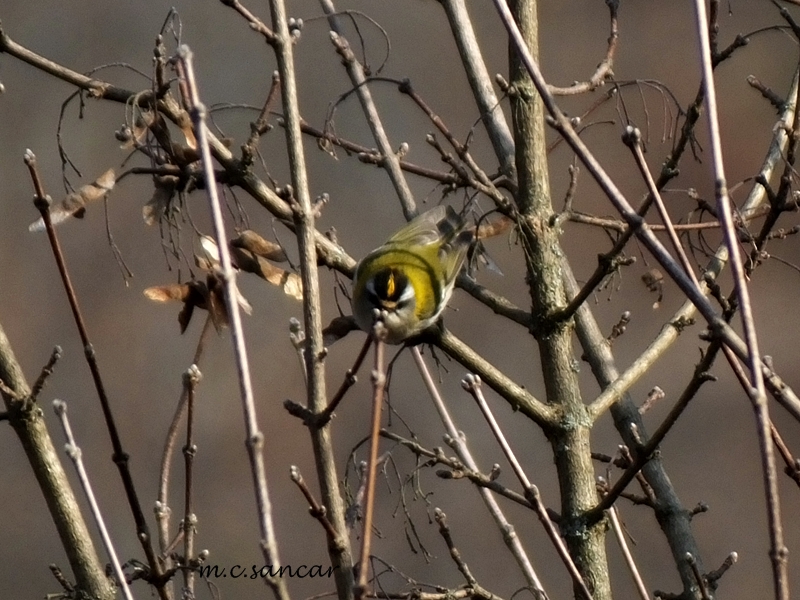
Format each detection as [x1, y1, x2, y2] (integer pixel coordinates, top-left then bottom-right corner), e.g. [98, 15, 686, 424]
[242, 70, 282, 165]
[565, 53, 799, 600]
[589, 343, 719, 519]
[685, 553, 711, 600]
[381, 429, 534, 509]
[705, 552, 738, 589]
[437, 0, 515, 177]
[176, 47, 288, 600]
[411, 348, 547, 598]
[268, 0, 356, 596]
[604, 497, 650, 600]
[692, 0, 766, 404]
[586, 67, 800, 422]
[528, 486, 590, 600]
[434, 509, 477, 585]
[23, 149, 167, 595]
[355, 327, 387, 600]
[623, 126, 698, 286]
[463, 374, 592, 600]
[298, 119, 461, 185]
[320, 0, 417, 220]
[219, 0, 277, 44]
[462, 375, 532, 489]
[456, 276, 531, 327]
[493, 0, 800, 420]
[552, 246, 634, 323]
[435, 328, 554, 427]
[770, 423, 800, 488]
[53, 400, 134, 600]
[3, 22, 355, 279]
[400, 80, 511, 212]
[0, 323, 111, 600]
[317, 334, 372, 426]
[30, 345, 62, 400]
[290, 466, 340, 540]
[720, 344, 788, 597]
[157, 314, 214, 556]
[181, 365, 201, 595]
[548, 0, 618, 95]
[692, 3, 787, 598]
[369, 587, 503, 600]
[566, 206, 768, 233]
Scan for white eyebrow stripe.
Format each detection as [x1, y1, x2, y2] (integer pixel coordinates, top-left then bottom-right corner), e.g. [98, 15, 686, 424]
[398, 284, 415, 302]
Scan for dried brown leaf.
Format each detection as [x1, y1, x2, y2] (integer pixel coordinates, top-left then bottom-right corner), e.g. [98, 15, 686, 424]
[322, 315, 359, 346]
[120, 111, 156, 149]
[231, 245, 303, 301]
[194, 255, 216, 272]
[29, 168, 116, 232]
[143, 175, 179, 226]
[176, 111, 197, 150]
[642, 268, 664, 309]
[144, 278, 234, 334]
[199, 235, 220, 264]
[143, 284, 192, 303]
[231, 230, 288, 262]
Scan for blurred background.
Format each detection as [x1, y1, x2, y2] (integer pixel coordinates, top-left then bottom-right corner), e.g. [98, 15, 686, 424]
[1, 1, 799, 598]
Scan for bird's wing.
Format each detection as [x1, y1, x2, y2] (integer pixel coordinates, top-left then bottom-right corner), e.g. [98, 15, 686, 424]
[386, 205, 458, 247]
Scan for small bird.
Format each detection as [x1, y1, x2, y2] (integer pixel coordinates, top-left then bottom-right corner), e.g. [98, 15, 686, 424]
[351, 205, 474, 344]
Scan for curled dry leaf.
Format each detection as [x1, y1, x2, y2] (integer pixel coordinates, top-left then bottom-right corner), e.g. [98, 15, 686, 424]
[29, 168, 115, 232]
[143, 175, 179, 226]
[199, 235, 221, 263]
[175, 110, 198, 150]
[194, 235, 253, 316]
[322, 315, 359, 346]
[146, 110, 200, 165]
[642, 268, 664, 309]
[144, 272, 251, 334]
[194, 231, 301, 304]
[475, 214, 513, 240]
[231, 244, 303, 301]
[229, 230, 301, 300]
[144, 280, 215, 333]
[143, 283, 192, 303]
[469, 239, 503, 276]
[119, 111, 156, 150]
[194, 254, 215, 273]
[642, 268, 664, 288]
[231, 230, 288, 262]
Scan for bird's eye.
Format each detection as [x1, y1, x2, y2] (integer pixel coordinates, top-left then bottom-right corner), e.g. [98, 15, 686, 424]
[364, 280, 380, 301]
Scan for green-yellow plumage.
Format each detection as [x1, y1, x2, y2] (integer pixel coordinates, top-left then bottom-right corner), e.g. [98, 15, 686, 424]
[352, 206, 473, 344]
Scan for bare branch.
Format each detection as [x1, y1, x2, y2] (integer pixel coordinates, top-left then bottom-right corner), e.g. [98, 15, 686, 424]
[0, 324, 112, 600]
[411, 348, 547, 596]
[549, 0, 619, 96]
[321, 0, 417, 220]
[23, 149, 168, 596]
[176, 46, 288, 600]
